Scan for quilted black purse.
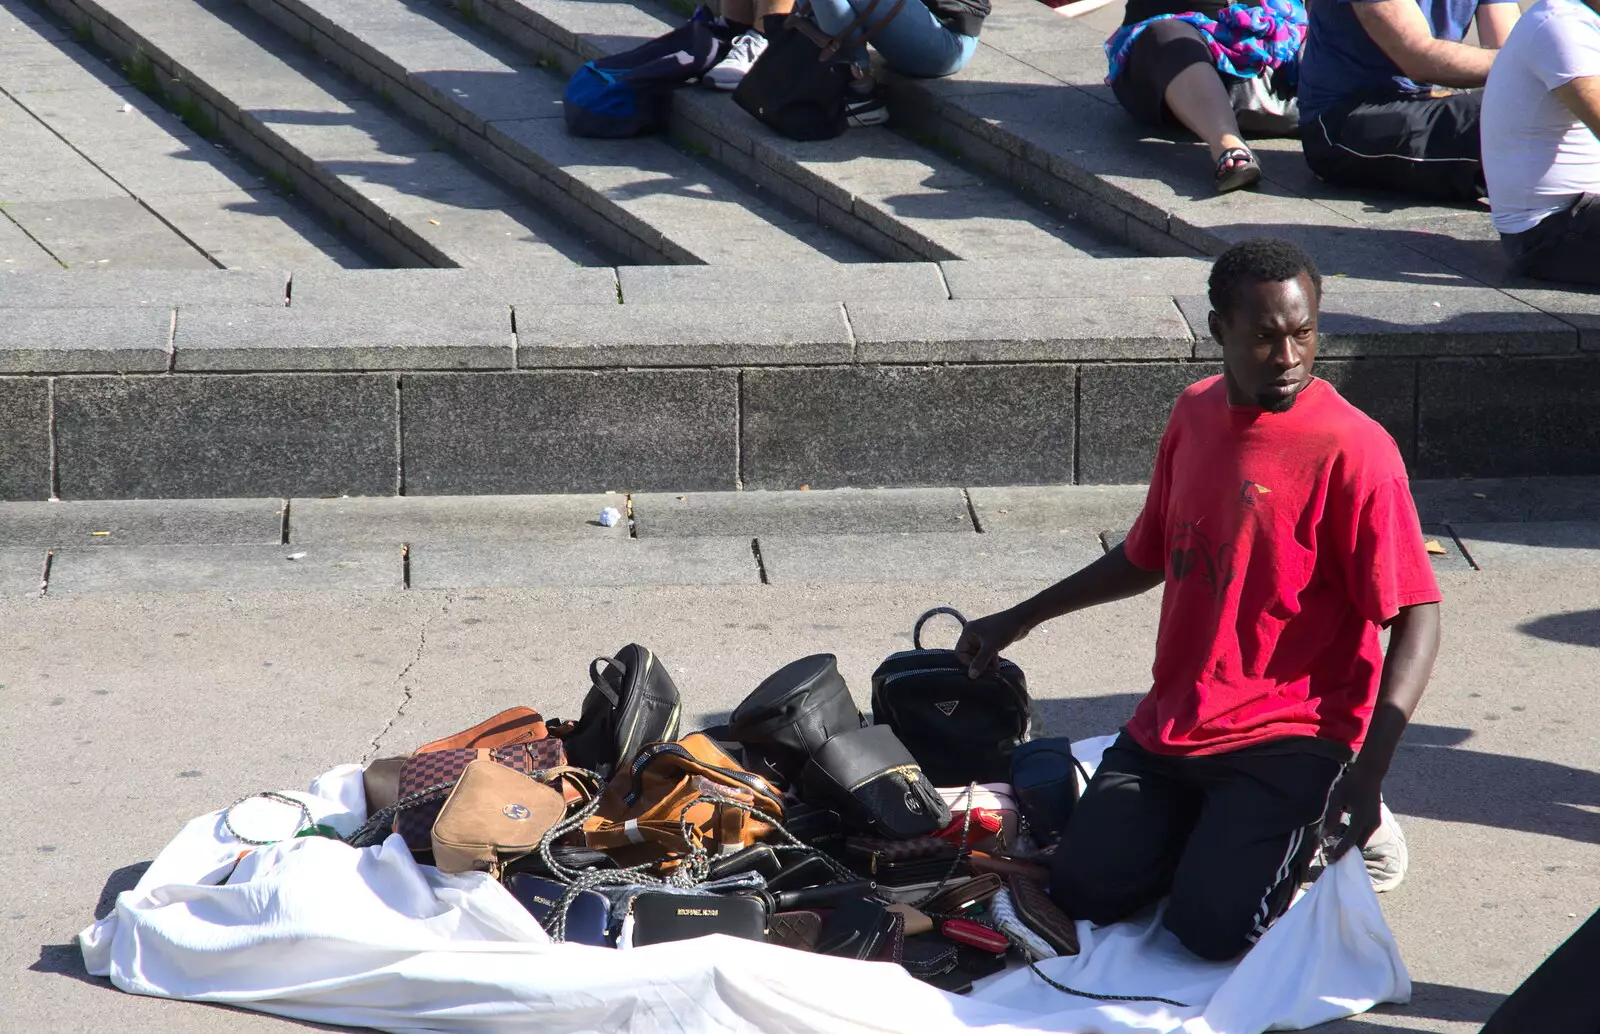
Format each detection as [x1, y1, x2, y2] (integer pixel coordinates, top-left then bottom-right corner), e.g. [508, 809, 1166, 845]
[732, 0, 905, 141]
[871, 607, 1032, 786]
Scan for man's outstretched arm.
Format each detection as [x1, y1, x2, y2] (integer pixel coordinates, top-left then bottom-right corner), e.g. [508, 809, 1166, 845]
[956, 544, 1165, 678]
[1328, 600, 1443, 859]
[1354, 1, 1499, 88]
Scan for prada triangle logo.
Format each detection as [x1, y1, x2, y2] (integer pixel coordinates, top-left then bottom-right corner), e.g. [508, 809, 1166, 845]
[934, 700, 959, 717]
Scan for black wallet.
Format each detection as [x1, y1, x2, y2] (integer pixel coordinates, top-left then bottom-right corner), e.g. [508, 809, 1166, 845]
[772, 879, 877, 911]
[708, 844, 784, 881]
[815, 897, 897, 960]
[630, 892, 768, 947]
[765, 853, 841, 894]
[505, 874, 611, 947]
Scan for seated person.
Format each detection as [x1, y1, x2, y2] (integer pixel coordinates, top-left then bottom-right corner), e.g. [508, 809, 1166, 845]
[1058, 0, 1307, 193]
[957, 238, 1442, 961]
[797, 0, 988, 125]
[1481, 0, 1600, 285]
[706, 0, 795, 91]
[1297, 0, 1520, 201]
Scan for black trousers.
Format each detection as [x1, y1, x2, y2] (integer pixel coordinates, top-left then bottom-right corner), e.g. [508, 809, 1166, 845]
[1302, 90, 1486, 203]
[1502, 193, 1600, 286]
[1480, 908, 1600, 1034]
[1112, 20, 1239, 129]
[1050, 731, 1345, 961]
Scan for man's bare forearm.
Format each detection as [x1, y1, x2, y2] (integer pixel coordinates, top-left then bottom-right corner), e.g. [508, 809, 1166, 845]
[1009, 544, 1165, 632]
[1405, 39, 1498, 87]
[1357, 601, 1442, 779]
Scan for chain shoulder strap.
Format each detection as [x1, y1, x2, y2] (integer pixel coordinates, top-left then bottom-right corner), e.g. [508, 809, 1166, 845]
[223, 791, 313, 846]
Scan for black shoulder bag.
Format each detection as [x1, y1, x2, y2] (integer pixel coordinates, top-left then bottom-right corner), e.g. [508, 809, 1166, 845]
[733, 0, 907, 141]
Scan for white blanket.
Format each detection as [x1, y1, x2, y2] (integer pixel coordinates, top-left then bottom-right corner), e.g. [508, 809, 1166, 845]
[80, 739, 1410, 1034]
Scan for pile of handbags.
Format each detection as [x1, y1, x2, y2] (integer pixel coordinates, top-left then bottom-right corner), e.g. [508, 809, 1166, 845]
[349, 608, 1089, 993]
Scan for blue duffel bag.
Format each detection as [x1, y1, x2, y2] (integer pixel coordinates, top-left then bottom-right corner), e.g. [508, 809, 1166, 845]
[563, 6, 731, 138]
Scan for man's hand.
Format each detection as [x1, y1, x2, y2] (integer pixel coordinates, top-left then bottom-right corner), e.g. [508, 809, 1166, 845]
[955, 609, 1030, 679]
[1326, 762, 1384, 861]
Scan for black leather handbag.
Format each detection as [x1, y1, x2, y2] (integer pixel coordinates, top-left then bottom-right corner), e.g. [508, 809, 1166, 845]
[731, 0, 905, 141]
[1010, 737, 1084, 847]
[729, 654, 863, 789]
[870, 607, 1032, 786]
[553, 644, 682, 779]
[800, 725, 951, 839]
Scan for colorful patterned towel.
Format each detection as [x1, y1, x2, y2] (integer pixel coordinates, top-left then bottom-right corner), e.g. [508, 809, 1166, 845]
[1105, 0, 1306, 86]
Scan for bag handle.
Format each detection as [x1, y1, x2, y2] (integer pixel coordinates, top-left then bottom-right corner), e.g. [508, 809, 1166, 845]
[622, 741, 781, 810]
[913, 606, 968, 651]
[789, 0, 909, 63]
[588, 656, 624, 706]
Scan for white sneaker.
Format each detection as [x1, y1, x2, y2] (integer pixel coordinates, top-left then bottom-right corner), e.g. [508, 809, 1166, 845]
[706, 31, 766, 91]
[1362, 801, 1409, 893]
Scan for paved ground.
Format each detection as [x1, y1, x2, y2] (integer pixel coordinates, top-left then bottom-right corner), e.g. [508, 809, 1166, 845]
[0, 486, 1596, 1032]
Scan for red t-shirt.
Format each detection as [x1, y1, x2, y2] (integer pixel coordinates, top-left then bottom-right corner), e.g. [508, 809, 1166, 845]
[1121, 376, 1441, 758]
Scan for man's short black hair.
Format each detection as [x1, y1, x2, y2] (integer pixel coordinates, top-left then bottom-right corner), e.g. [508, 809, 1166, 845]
[1208, 237, 1323, 316]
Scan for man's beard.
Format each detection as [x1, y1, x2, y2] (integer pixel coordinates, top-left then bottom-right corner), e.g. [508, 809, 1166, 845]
[1257, 390, 1298, 414]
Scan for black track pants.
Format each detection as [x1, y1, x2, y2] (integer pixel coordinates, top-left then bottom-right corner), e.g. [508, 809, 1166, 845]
[1050, 731, 1345, 962]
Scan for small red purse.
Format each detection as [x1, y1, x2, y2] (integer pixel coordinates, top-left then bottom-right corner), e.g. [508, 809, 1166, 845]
[941, 917, 1010, 954]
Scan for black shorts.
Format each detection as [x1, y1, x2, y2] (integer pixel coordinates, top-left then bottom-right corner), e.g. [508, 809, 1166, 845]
[1111, 20, 1241, 128]
[1501, 192, 1600, 287]
[1301, 90, 1486, 203]
[1050, 730, 1346, 961]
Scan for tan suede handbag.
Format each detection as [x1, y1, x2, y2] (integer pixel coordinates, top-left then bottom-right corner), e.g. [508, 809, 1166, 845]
[431, 758, 566, 876]
[583, 733, 784, 868]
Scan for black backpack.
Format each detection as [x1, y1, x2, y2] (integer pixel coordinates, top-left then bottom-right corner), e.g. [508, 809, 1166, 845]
[563, 7, 731, 138]
[732, 1, 903, 141]
[870, 607, 1031, 786]
[553, 644, 682, 778]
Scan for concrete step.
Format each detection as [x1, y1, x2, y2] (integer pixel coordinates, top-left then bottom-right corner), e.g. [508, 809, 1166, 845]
[438, 0, 1128, 262]
[241, 0, 871, 264]
[6, 486, 1593, 591]
[0, 1, 366, 270]
[37, 0, 610, 268]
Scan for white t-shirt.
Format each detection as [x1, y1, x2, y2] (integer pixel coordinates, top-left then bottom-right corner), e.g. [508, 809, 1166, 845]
[1481, 0, 1600, 235]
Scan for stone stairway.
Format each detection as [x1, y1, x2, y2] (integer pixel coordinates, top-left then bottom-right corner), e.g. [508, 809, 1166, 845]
[35, 0, 611, 268]
[34, 0, 1132, 267]
[420, 0, 1128, 261]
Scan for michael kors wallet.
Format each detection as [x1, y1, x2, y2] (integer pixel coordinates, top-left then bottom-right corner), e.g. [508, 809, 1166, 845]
[629, 892, 767, 947]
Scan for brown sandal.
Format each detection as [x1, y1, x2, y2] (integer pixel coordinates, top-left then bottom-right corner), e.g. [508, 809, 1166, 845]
[1214, 146, 1261, 194]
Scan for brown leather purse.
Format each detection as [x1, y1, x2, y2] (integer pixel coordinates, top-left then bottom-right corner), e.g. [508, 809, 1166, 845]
[431, 759, 567, 876]
[584, 733, 784, 867]
[416, 707, 550, 752]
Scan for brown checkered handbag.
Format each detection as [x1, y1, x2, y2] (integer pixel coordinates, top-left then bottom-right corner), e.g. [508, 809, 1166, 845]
[395, 739, 566, 851]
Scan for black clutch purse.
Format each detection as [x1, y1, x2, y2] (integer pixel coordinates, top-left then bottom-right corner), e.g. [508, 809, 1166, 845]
[629, 892, 768, 947]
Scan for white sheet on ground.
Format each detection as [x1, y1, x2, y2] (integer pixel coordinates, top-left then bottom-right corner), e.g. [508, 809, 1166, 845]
[79, 738, 1410, 1034]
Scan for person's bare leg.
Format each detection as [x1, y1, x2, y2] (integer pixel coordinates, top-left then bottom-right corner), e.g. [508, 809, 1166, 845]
[721, 0, 755, 26]
[720, 0, 794, 28]
[1162, 62, 1248, 167]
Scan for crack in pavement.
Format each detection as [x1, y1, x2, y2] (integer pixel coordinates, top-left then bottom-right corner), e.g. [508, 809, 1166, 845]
[361, 594, 452, 763]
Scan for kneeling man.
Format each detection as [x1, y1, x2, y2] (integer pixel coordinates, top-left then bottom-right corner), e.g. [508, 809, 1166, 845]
[958, 238, 1442, 961]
